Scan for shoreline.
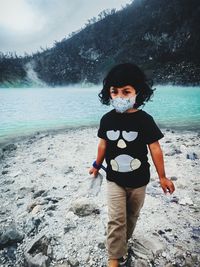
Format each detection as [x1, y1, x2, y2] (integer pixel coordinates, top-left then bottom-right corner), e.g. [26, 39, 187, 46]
[0, 124, 99, 148]
[0, 127, 199, 266]
[1, 123, 200, 149]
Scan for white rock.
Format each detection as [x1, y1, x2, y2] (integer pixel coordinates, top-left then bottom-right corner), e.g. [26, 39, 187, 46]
[70, 197, 98, 217]
[179, 197, 194, 206]
[162, 251, 167, 258]
[31, 205, 42, 214]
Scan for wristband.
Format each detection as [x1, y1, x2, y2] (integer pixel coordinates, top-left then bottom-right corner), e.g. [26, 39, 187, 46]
[93, 161, 102, 170]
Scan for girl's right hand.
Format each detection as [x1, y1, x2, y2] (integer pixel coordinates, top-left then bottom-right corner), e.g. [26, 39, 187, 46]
[89, 167, 99, 177]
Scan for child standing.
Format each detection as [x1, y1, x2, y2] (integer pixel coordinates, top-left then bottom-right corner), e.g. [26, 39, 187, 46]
[89, 63, 175, 267]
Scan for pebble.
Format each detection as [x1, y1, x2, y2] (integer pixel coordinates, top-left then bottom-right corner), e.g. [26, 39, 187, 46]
[2, 144, 17, 152]
[171, 176, 178, 181]
[187, 152, 198, 160]
[33, 158, 46, 163]
[2, 170, 9, 175]
[33, 190, 46, 198]
[179, 197, 194, 206]
[170, 196, 179, 203]
[31, 205, 42, 214]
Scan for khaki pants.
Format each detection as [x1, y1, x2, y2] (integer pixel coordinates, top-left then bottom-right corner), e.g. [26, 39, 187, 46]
[107, 180, 146, 259]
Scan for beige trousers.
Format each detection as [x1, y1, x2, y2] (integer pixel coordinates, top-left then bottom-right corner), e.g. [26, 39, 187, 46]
[107, 180, 146, 259]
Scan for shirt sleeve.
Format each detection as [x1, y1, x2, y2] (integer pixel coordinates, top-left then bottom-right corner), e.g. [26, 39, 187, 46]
[97, 117, 107, 140]
[142, 114, 164, 144]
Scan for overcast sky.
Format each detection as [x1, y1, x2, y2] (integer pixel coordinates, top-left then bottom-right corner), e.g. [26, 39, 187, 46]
[0, 0, 132, 56]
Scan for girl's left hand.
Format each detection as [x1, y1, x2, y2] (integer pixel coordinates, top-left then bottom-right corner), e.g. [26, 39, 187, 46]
[159, 177, 175, 194]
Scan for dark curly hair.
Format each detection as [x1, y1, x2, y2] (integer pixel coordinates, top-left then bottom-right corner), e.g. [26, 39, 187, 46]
[98, 63, 155, 108]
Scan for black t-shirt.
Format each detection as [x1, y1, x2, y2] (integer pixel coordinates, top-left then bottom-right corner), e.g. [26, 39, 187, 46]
[97, 109, 164, 188]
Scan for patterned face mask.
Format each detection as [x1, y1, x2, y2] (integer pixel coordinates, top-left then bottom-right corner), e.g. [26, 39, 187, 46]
[110, 96, 136, 113]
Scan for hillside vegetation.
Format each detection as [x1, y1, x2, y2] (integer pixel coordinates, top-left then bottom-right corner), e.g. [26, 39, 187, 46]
[0, 0, 199, 87]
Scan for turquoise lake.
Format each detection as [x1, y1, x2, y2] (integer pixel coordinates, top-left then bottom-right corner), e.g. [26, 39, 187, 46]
[0, 85, 200, 143]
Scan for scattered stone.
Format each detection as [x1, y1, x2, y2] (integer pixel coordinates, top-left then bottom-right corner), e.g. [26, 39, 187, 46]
[33, 158, 47, 163]
[158, 230, 165, 235]
[64, 166, 74, 175]
[2, 144, 17, 152]
[0, 128, 199, 267]
[191, 226, 200, 237]
[2, 188, 10, 193]
[171, 176, 178, 181]
[26, 138, 36, 145]
[25, 217, 42, 235]
[4, 179, 15, 185]
[33, 190, 46, 199]
[64, 222, 77, 233]
[179, 197, 194, 206]
[161, 251, 167, 258]
[18, 187, 34, 199]
[67, 257, 79, 267]
[165, 145, 182, 156]
[97, 242, 105, 249]
[2, 170, 9, 175]
[38, 134, 49, 140]
[45, 205, 57, 211]
[3, 164, 11, 168]
[170, 196, 179, 203]
[164, 228, 172, 232]
[24, 235, 52, 267]
[47, 212, 54, 217]
[70, 197, 99, 217]
[38, 199, 49, 205]
[187, 152, 198, 160]
[31, 205, 42, 214]
[191, 254, 199, 265]
[191, 235, 199, 240]
[0, 225, 24, 249]
[27, 202, 38, 212]
[16, 202, 24, 207]
[151, 181, 159, 188]
[193, 187, 200, 192]
[130, 237, 165, 260]
[64, 212, 78, 233]
[44, 196, 61, 203]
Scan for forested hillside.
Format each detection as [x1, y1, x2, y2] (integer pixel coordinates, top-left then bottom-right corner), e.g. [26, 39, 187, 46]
[0, 0, 199, 87]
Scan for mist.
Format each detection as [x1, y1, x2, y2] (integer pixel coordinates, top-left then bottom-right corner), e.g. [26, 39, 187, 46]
[0, 0, 131, 55]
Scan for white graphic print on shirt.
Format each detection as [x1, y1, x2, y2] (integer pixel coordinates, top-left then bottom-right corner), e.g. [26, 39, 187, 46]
[106, 130, 141, 172]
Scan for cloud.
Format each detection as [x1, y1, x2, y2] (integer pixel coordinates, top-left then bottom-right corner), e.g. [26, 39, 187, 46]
[0, 0, 131, 55]
[0, 0, 44, 32]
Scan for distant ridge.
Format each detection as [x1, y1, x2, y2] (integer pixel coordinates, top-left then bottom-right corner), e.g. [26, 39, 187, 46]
[0, 0, 200, 87]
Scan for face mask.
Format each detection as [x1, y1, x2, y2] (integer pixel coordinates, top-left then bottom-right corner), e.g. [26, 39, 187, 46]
[110, 96, 136, 113]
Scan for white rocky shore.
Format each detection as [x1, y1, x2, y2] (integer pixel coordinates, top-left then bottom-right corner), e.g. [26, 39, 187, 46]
[0, 127, 199, 267]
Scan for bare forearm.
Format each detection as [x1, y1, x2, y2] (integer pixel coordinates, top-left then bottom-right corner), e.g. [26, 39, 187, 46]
[148, 141, 175, 194]
[149, 142, 166, 179]
[96, 145, 106, 165]
[89, 138, 106, 176]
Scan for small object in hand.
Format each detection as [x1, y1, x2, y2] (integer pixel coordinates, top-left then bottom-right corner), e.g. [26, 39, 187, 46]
[88, 173, 103, 196]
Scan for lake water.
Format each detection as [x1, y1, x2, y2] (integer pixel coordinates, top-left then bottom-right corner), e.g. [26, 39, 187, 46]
[0, 85, 200, 143]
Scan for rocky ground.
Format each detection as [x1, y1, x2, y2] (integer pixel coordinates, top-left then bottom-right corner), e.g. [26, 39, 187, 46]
[0, 127, 199, 267]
